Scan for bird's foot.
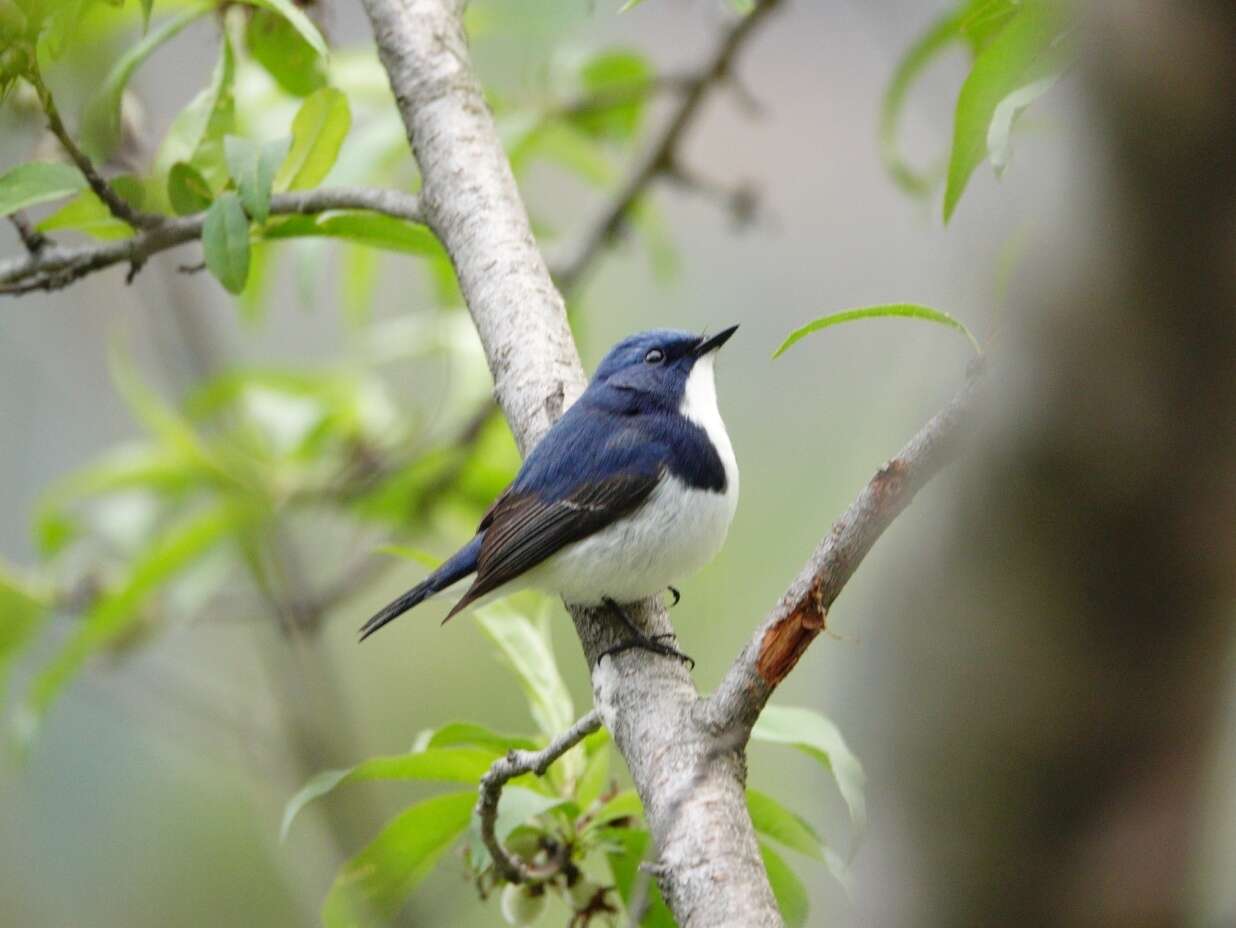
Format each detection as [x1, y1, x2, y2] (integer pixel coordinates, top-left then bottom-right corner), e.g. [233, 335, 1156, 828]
[666, 586, 681, 607]
[599, 634, 694, 670]
[600, 597, 694, 669]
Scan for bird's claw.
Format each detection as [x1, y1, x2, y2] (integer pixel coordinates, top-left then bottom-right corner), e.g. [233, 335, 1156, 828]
[666, 586, 681, 607]
[599, 635, 694, 671]
[599, 596, 694, 669]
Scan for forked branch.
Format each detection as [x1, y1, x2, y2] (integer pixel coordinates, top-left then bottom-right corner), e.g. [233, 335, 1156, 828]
[709, 361, 985, 732]
[552, 0, 782, 292]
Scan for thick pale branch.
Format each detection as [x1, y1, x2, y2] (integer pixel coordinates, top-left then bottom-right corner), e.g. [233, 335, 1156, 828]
[476, 710, 601, 884]
[552, 0, 782, 292]
[0, 187, 422, 296]
[360, 0, 782, 923]
[709, 363, 984, 732]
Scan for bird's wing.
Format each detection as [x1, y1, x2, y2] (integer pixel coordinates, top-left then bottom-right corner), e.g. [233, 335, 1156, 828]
[444, 468, 661, 620]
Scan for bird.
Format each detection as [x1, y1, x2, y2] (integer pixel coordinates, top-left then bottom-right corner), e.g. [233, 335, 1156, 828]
[358, 325, 740, 664]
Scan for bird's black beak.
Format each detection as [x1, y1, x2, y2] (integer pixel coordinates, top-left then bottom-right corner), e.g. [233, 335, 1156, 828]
[694, 324, 739, 357]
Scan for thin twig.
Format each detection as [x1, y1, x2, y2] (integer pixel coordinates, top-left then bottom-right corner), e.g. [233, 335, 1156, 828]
[477, 710, 601, 884]
[27, 65, 164, 231]
[709, 361, 986, 734]
[0, 187, 423, 296]
[8, 211, 48, 254]
[551, 0, 782, 291]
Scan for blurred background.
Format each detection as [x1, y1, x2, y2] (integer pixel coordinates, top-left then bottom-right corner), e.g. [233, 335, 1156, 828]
[1, 0, 1233, 925]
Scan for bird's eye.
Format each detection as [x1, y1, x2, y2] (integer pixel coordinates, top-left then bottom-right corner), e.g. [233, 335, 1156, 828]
[644, 348, 665, 365]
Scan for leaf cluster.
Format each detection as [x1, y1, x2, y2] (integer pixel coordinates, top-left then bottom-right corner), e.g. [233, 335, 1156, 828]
[281, 597, 863, 926]
[881, 0, 1072, 220]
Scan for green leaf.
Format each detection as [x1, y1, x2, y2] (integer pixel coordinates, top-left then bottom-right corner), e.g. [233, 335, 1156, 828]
[321, 792, 474, 928]
[747, 788, 824, 860]
[20, 501, 245, 734]
[239, 241, 273, 323]
[203, 192, 250, 294]
[0, 561, 49, 696]
[245, 7, 327, 97]
[466, 785, 567, 870]
[760, 842, 810, 928]
[139, 0, 154, 31]
[943, 0, 1064, 221]
[41, 0, 90, 58]
[224, 135, 290, 223]
[879, 10, 963, 197]
[416, 721, 538, 754]
[282, 746, 500, 840]
[167, 161, 213, 215]
[601, 827, 675, 927]
[586, 788, 643, 830]
[263, 211, 438, 255]
[575, 733, 610, 810]
[824, 846, 855, 899]
[274, 86, 350, 191]
[341, 242, 379, 327]
[33, 442, 219, 556]
[475, 601, 574, 740]
[573, 49, 652, 140]
[751, 705, 867, 841]
[247, 0, 327, 58]
[0, 162, 84, 217]
[37, 175, 149, 241]
[514, 121, 614, 187]
[987, 71, 1061, 172]
[108, 347, 220, 471]
[154, 32, 235, 190]
[773, 303, 981, 358]
[80, 5, 208, 160]
[958, 0, 1020, 52]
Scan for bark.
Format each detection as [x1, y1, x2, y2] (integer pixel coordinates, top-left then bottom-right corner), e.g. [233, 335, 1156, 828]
[356, 0, 990, 921]
[0, 187, 423, 294]
[359, 0, 781, 922]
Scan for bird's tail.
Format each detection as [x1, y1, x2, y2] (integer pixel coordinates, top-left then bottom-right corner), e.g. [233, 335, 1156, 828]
[358, 535, 482, 640]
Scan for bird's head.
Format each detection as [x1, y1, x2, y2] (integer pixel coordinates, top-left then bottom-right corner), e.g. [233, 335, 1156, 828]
[590, 325, 738, 412]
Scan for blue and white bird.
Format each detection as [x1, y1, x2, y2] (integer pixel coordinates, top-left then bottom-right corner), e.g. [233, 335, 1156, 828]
[359, 326, 739, 663]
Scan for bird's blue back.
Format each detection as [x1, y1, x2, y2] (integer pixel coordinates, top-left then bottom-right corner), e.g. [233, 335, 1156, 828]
[509, 330, 728, 501]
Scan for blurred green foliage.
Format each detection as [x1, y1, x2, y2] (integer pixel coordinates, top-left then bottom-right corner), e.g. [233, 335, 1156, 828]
[0, 0, 1063, 922]
[880, 0, 1070, 219]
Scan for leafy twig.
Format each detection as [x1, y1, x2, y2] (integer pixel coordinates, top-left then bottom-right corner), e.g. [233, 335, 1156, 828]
[551, 0, 782, 291]
[477, 710, 601, 884]
[8, 211, 48, 254]
[0, 187, 423, 296]
[27, 65, 164, 231]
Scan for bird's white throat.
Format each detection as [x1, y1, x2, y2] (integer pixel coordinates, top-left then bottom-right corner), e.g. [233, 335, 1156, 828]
[681, 353, 739, 497]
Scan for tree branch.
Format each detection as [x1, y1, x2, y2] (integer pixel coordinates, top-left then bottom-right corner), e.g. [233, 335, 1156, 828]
[551, 0, 782, 292]
[28, 65, 165, 231]
[0, 187, 423, 296]
[7, 211, 48, 255]
[361, 1, 786, 923]
[477, 710, 601, 884]
[709, 362, 985, 733]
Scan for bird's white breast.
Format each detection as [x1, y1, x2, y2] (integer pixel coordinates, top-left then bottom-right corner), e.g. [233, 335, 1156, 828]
[680, 352, 739, 499]
[525, 354, 739, 605]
